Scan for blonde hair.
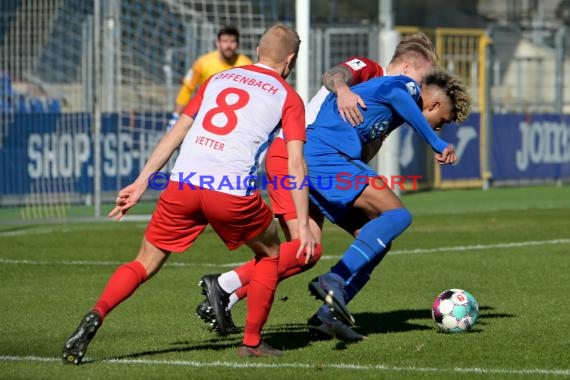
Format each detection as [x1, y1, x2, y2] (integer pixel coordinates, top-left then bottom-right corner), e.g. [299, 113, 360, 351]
[390, 32, 437, 66]
[423, 68, 472, 124]
[258, 23, 300, 63]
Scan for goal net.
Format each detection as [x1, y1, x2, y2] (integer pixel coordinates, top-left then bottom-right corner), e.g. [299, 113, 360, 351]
[1, 0, 94, 219]
[0, 0, 378, 221]
[0, 0, 272, 220]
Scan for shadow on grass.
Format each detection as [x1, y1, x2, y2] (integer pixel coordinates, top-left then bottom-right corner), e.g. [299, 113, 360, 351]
[476, 305, 515, 325]
[355, 306, 514, 333]
[103, 322, 321, 362]
[99, 306, 514, 363]
[105, 335, 243, 362]
[355, 309, 432, 334]
[104, 310, 432, 362]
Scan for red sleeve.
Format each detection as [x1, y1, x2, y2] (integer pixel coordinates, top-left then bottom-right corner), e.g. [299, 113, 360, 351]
[340, 56, 384, 85]
[182, 77, 212, 118]
[281, 90, 306, 143]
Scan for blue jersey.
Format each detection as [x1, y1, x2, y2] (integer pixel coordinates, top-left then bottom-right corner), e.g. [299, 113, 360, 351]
[306, 75, 448, 159]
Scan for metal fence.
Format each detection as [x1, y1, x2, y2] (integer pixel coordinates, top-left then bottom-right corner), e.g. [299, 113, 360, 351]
[488, 24, 570, 114]
[1, 0, 569, 221]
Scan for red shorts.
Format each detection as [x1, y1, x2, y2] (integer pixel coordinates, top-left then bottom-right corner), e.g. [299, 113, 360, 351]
[145, 181, 274, 252]
[266, 137, 297, 221]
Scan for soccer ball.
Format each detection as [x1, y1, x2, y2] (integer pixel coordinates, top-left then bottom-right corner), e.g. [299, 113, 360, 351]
[431, 289, 479, 333]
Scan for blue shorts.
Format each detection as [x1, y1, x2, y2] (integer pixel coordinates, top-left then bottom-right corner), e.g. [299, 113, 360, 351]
[305, 142, 376, 224]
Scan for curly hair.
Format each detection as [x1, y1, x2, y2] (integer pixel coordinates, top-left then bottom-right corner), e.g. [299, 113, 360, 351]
[423, 68, 471, 124]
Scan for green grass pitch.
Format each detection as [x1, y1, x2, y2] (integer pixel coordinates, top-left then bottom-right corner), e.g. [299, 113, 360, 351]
[0, 186, 569, 379]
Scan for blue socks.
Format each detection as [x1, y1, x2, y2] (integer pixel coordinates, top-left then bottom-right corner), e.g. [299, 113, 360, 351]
[331, 208, 412, 283]
[344, 243, 391, 302]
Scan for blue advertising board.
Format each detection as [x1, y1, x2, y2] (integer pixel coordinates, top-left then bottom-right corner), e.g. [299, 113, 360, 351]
[1, 112, 570, 200]
[438, 113, 482, 182]
[433, 113, 570, 184]
[0, 112, 167, 197]
[491, 114, 570, 181]
[398, 124, 429, 181]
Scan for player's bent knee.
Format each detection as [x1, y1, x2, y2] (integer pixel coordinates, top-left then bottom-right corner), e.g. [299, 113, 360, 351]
[246, 225, 281, 258]
[356, 185, 405, 214]
[276, 241, 323, 279]
[134, 238, 171, 277]
[296, 242, 322, 268]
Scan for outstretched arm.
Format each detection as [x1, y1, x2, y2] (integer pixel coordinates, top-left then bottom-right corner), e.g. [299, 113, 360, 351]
[386, 86, 456, 164]
[109, 114, 193, 220]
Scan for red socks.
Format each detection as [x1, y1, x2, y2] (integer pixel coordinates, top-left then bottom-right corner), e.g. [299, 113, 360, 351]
[234, 259, 256, 287]
[234, 241, 323, 302]
[92, 260, 148, 319]
[277, 240, 322, 279]
[243, 255, 278, 346]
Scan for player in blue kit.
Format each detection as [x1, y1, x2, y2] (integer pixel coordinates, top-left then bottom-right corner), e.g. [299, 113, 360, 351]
[197, 68, 471, 341]
[194, 34, 471, 340]
[306, 69, 471, 327]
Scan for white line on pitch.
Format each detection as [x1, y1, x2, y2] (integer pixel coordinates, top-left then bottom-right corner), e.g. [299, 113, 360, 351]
[0, 355, 568, 377]
[0, 238, 568, 269]
[0, 257, 240, 268]
[388, 238, 570, 255]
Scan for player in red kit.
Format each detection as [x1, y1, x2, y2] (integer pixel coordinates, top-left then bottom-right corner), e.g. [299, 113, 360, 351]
[196, 34, 442, 340]
[195, 54, 386, 336]
[61, 23, 316, 363]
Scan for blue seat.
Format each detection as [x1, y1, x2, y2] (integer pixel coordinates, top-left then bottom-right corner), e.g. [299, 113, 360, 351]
[0, 99, 11, 112]
[47, 98, 61, 113]
[0, 73, 14, 97]
[29, 97, 46, 112]
[17, 94, 30, 112]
